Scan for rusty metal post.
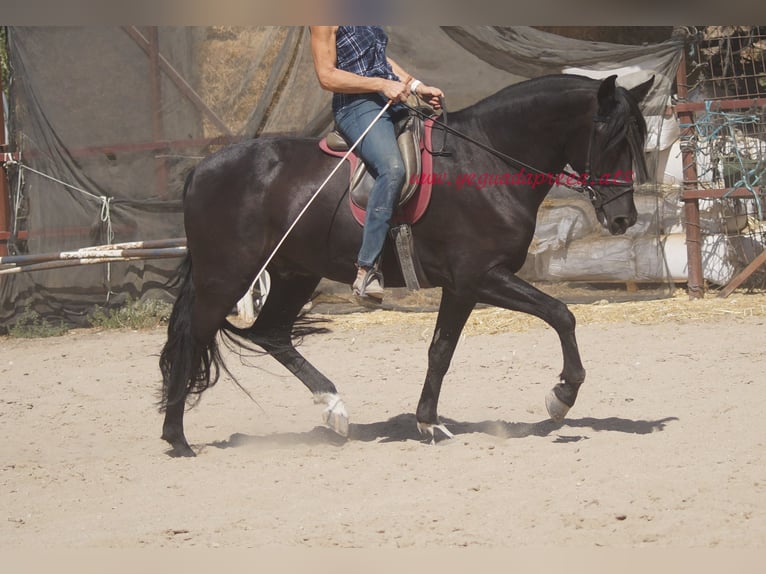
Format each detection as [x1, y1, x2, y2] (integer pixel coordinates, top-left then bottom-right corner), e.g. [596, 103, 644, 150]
[0, 70, 9, 257]
[148, 26, 167, 198]
[676, 47, 705, 298]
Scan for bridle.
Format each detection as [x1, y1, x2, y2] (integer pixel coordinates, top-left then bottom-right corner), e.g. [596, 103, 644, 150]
[402, 98, 636, 212]
[581, 114, 636, 211]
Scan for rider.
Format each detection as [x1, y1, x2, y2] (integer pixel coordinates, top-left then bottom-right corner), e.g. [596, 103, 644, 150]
[310, 25, 443, 303]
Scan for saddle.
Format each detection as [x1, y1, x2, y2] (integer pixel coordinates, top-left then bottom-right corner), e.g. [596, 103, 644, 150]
[325, 113, 421, 210]
[318, 110, 437, 227]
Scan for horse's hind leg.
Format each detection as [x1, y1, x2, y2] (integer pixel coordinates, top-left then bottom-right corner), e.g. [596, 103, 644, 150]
[161, 400, 190, 456]
[476, 266, 587, 422]
[161, 292, 239, 456]
[244, 273, 350, 436]
[160, 256, 247, 457]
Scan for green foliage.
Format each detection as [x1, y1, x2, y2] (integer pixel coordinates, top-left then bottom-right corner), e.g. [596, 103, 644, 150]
[88, 297, 172, 330]
[7, 306, 69, 338]
[5, 297, 172, 338]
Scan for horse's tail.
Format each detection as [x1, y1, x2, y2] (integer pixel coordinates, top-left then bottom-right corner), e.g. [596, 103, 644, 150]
[158, 253, 227, 412]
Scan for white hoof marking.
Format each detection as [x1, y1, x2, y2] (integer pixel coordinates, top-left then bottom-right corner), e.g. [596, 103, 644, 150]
[417, 421, 454, 445]
[317, 393, 349, 437]
[545, 390, 570, 422]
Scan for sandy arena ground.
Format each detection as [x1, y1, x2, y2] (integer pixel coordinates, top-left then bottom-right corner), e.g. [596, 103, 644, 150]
[1, 291, 765, 549]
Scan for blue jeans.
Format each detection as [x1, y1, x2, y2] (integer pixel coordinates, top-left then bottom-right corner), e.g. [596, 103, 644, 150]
[335, 94, 406, 269]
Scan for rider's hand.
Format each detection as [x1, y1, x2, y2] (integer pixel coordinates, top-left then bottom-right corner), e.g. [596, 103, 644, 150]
[415, 85, 444, 109]
[381, 79, 409, 103]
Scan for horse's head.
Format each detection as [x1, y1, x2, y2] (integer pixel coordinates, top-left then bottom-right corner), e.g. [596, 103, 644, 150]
[573, 74, 654, 235]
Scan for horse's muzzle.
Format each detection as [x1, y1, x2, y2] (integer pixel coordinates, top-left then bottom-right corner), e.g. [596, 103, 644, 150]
[608, 215, 635, 235]
[597, 204, 637, 235]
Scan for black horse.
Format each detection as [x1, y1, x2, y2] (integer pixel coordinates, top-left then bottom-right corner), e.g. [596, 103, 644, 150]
[159, 73, 654, 456]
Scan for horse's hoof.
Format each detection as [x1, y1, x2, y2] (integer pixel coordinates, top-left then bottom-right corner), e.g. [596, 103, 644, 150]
[167, 442, 196, 458]
[319, 393, 349, 437]
[416, 421, 454, 445]
[162, 430, 196, 457]
[545, 389, 570, 422]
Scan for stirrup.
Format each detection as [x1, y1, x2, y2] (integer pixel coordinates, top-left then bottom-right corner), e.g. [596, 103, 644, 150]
[352, 266, 384, 302]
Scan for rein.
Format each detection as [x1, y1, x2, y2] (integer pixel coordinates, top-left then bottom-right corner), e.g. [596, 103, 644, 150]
[402, 98, 634, 209]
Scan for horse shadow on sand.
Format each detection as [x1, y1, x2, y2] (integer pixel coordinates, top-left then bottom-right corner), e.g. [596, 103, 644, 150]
[203, 413, 679, 452]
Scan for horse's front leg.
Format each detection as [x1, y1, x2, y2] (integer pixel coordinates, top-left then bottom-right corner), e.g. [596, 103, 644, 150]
[476, 265, 586, 422]
[416, 289, 476, 443]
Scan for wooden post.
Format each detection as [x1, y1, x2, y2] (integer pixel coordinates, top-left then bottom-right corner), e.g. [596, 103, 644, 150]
[148, 26, 167, 198]
[676, 48, 705, 298]
[718, 249, 766, 298]
[122, 26, 231, 136]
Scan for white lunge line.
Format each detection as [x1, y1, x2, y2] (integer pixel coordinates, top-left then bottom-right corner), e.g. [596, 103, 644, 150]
[250, 100, 392, 287]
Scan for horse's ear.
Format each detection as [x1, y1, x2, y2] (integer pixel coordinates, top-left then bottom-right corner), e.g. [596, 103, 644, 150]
[628, 75, 655, 103]
[597, 75, 618, 110]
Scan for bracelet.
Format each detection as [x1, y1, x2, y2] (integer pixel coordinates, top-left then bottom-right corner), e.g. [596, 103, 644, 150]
[409, 79, 422, 94]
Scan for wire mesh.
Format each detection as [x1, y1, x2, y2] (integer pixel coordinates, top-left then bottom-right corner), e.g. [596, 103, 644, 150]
[682, 26, 766, 290]
[686, 26, 766, 101]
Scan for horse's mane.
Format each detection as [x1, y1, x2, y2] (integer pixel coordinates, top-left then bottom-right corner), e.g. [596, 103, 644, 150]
[596, 78, 650, 183]
[461, 74, 650, 182]
[624, 101, 650, 183]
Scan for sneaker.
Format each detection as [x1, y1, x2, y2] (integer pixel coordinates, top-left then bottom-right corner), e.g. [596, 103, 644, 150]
[352, 267, 384, 303]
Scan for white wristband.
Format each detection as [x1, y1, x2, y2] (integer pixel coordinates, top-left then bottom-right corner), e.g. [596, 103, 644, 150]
[409, 79, 422, 94]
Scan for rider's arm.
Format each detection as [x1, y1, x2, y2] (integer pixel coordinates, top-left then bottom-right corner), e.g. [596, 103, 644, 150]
[310, 26, 407, 102]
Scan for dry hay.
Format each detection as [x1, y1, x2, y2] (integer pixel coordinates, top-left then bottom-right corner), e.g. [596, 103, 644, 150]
[196, 26, 288, 136]
[314, 289, 766, 336]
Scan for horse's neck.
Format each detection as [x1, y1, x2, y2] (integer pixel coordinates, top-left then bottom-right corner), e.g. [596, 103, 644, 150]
[450, 89, 594, 176]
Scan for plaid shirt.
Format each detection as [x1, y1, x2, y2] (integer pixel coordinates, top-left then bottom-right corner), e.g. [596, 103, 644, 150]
[332, 26, 400, 114]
